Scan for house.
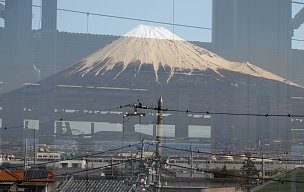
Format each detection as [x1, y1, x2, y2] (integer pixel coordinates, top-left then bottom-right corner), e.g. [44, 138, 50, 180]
[0, 169, 56, 192]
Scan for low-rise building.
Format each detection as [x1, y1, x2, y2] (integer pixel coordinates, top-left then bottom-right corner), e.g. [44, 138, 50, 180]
[0, 169, 57, 192]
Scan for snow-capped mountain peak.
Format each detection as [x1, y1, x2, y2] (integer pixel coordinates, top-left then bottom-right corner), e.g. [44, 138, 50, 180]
[124, 24, 184, 41]
[69, 24, 301, 88]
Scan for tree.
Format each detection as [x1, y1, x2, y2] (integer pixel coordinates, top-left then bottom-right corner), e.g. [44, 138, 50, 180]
[241, 158, 259, 191]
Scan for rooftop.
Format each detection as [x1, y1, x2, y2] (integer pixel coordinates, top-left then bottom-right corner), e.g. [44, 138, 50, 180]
[57, 176, 135, 192]
[0, 169, 56, 182]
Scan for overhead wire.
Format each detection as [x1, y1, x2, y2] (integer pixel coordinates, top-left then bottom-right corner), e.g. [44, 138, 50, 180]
[293, 38, 304, 42]
[11, 149, 304, 184]
[293, 1, 304, 5]
[159, 145, 304, 162]
[28, 2, 304, 43]
[6, 142, 140, 170]
[1, 126, 303, 184]
[127, 103, 304, 118]
[30, 4, 212, 31]
[3, 102, 304, 150]
[0, 0, 303, 43]
[3, 105, 126, 130]
[0, 0, 303, 185]
[3, 101, 303, 143]
[60, 156, 142, 177]
[26, 152, 293, 185]
[164, 161, 304, 184]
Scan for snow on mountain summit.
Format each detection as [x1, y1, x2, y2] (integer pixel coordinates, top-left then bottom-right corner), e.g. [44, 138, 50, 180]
[69, 24, 300, 87]
[124, 24, 184, 40]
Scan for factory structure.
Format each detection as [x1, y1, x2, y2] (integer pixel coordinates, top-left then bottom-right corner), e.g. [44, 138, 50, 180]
[0, 0, 304, 151]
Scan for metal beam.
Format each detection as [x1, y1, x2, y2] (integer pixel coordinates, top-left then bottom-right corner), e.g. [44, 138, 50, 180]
[291, 7, 304, 30]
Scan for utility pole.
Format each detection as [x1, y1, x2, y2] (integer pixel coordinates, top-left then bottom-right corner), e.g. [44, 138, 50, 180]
[141, 139, 144, 161]
[156, 96, 163, 192]
[190, 145, 193, 178]
[140, 139, 145, 181]
[261, 147, 264, 182]
[122, 114, 126, 153]
[86, 152, 88, 191]
[125, 98, 164, 191]
[34, 129, 37, 165]
[284, 151, 288, 172]
[24, 138, 27, 170]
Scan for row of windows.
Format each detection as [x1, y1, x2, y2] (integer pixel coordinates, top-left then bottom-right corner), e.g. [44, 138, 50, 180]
[169, 159, 276, 165]
[37, 155, 60, 158]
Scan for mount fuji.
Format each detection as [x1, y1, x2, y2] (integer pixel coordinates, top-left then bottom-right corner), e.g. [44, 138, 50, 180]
[49, 24, 300, 89]
[1, 24, 303, 147]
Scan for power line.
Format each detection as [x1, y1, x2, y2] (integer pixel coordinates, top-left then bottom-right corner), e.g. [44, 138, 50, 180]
[0, 131, 301, 185]
[7, 142, 140, 170]
[292, 1, 304, 5]
[164, 162, 304, 184]
[13, 146, 304, 185]
[293, 38, 304, 42]
[1, 0, 302, 33]
[54, 155, 304, 186]
[168, 109, 304, 118]
[31, 4, 212, 31]
[3, 101, 304, 137]
[3, 1, 304, 43]
[159, 145, 304, 162]
[22, 154, 304, 186]
[3, 105, 124, 130]
[62, 156, 143, 177]
[127, 103, 304, 118]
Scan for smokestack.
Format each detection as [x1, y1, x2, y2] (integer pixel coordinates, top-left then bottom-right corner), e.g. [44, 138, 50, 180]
[42, 0, 57, 32]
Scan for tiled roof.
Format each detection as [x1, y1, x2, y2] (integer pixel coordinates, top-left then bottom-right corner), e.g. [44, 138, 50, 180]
[0, 169, 56, 182]
[57, 176, 135, 192]
[0, 169, 22, 181]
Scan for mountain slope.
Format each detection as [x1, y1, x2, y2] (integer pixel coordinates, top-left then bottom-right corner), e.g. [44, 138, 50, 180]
[62, 24, 300, 88]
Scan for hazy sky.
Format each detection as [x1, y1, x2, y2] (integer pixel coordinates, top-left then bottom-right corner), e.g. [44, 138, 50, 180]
[0, 1, 303, 48]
